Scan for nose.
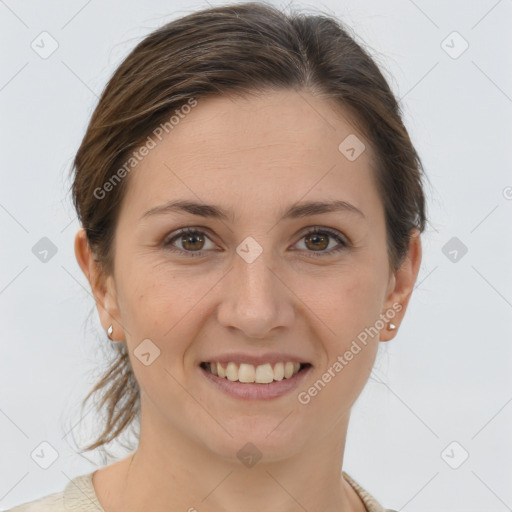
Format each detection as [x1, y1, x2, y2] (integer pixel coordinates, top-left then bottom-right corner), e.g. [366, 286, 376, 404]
[216, 249, 295, 339]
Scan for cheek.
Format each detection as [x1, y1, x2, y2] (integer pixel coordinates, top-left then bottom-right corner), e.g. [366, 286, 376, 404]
[301, 268, 385, 379]
[305, 265, 385, 333]
[115, 264, 213, 359]
[114, 268, 176, 348]
[297, 276, 382, 413]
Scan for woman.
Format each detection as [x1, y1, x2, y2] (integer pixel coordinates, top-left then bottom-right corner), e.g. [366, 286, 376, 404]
[5, 2, 426, 511]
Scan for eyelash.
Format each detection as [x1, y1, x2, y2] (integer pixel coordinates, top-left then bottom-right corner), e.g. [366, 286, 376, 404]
[163, 227, 348, 258]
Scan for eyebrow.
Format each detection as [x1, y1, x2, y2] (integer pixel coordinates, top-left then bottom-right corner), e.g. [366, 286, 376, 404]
[140, 199, 366, 222]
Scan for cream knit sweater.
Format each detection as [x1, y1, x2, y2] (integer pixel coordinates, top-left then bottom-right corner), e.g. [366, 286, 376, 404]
[3, 471, 397, 512]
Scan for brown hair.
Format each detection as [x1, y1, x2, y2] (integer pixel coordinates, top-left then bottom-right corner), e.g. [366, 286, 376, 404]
[70, 1, 429, 457]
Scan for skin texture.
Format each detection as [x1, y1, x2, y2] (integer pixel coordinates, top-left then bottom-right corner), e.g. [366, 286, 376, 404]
[75, 89, 422, 512]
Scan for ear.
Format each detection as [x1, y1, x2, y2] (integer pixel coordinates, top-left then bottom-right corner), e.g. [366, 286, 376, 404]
[379, 228, 422, 342]
[74, 228, 125, 341]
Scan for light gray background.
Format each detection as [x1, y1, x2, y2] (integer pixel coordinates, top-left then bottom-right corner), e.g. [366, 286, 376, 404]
[1, 0, 511, 510]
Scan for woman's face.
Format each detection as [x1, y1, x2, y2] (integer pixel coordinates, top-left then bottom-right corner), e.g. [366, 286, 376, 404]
[81, 89, 420, 461]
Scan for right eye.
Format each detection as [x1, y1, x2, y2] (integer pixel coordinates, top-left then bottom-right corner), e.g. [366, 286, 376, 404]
[163, 228, 216, 257]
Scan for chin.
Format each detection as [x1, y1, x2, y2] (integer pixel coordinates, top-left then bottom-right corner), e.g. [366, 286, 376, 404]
[197, 416, 309, 465]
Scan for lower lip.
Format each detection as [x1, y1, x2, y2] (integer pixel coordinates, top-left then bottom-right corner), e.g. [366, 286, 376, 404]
[199, 364, 312, 400]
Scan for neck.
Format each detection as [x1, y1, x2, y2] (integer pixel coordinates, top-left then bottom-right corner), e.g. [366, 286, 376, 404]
[93, 403, 366, 512]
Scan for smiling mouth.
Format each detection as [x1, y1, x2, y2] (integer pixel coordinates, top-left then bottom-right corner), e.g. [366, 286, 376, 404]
[199, 361, 311, 384]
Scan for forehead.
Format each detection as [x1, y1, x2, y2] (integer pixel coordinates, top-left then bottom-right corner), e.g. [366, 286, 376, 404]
[120, 89, 382, 222]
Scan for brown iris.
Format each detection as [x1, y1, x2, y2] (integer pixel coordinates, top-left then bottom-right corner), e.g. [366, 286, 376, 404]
[304, 232, 329, 251]
[181, 231, 205, 251]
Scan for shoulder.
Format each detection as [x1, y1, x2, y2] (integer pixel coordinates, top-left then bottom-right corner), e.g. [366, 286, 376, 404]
[1, 490, 65, 512]
[343, 471, 398, 512]
[1, 472, 102, 512]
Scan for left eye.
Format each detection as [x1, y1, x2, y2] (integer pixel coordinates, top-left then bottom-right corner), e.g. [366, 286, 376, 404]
[163, 227, 348, 258]
[294, 227, 348, 256]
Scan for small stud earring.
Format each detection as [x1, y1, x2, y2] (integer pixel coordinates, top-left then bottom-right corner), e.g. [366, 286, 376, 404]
[388, 323, 397, 331]
[107, 324, 124, 343]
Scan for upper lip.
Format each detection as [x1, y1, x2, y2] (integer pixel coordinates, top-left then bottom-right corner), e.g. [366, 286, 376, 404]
[200, 352, 312, 367]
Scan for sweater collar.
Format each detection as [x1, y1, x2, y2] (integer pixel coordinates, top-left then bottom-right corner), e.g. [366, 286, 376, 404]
[63, 470, 389, 512]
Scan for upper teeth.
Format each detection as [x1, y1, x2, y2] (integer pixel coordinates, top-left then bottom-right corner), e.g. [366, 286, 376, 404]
[206, 362, 302, 383]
